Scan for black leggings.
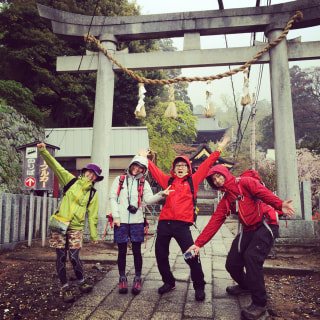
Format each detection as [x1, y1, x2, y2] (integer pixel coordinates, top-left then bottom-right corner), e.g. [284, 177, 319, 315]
[117, 242, 142, 276]
[56, 248, 84, 286]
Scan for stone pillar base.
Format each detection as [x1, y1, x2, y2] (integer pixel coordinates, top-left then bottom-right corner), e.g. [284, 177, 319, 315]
[276, 219, 320, 245]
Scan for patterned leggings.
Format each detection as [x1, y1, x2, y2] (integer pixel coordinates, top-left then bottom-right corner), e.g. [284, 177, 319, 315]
[56, 248, 84, 286]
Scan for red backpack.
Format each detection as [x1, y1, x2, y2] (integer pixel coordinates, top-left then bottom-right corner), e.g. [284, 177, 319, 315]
[225, 169, 284, 218]
[237, 169, 263, 183]
[235, 169, 264, 200]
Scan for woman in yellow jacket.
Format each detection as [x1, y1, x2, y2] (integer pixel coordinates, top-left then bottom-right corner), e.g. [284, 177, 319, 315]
[37, 142, 103, 303]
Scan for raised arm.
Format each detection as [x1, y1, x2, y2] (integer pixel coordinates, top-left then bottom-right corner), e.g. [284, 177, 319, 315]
[37, 142, 74, 185]
[138, 148, 170, 189]
[192, 135, 231, 185]
[217, 136, 230, 151]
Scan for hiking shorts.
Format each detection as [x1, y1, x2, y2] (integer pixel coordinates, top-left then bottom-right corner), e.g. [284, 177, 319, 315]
[49, 229, 83, 249]
[114, 223, 144, 243]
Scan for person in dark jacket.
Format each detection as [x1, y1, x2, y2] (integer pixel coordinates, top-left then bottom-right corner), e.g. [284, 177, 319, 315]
[37, 142, 103, 303]
[139, 136, 230, 301]
[187, 165, 295, 319]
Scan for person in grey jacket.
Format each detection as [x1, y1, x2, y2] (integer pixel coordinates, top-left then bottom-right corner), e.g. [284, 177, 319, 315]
[109, 155, 170, 295]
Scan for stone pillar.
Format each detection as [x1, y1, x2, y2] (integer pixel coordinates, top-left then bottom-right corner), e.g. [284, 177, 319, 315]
[266, 24, 302, 218]
[91, 34, 117, 236]
[301, 181, 312, 221]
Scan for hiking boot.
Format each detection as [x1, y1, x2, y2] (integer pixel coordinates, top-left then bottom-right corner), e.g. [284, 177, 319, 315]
[241, 303, 266, 320]
[195, 289, 205, 301]
[158, 283, 175, 294]
[226, 284, 250, 296]
[132, 276, 142, 295]
[79, 282, 93, 293]
[119, 276, 128, 294]
[62, 286, 75, 303]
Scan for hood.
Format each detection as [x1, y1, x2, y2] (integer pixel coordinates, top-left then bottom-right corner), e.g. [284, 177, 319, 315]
[127, 155, 148, 179]
[170, 155, 192, 178]
[206, 165, 236, 190]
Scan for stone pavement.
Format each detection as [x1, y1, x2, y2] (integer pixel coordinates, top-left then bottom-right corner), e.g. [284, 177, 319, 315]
[60, 216, 270, 320]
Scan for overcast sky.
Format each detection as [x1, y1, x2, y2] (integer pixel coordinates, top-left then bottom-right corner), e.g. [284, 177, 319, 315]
[131, 0, 320, 109]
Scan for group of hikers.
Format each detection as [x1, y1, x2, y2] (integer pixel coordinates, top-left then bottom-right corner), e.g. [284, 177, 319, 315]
[36, 136, 294, 320]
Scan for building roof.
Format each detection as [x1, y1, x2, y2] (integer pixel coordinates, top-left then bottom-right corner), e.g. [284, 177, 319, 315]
[194, 114, 227, 144]
[189, 143, 234, 167]
[44, 127, 149, 158]
[17, 141, 60, 150]
[195, 114, 226, 131]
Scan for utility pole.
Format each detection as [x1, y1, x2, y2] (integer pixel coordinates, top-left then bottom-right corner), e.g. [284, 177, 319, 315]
[250, 93, 256, 170]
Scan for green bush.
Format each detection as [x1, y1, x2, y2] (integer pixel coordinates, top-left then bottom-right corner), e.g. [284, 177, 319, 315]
[0, 80, 43, 125]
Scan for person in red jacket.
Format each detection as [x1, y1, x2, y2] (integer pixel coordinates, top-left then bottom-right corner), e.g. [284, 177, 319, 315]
[187, 165, 295, 319]
[139, 136, 230, 301]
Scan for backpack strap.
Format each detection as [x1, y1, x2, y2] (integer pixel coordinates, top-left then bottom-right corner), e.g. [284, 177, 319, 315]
[59, 177, 95, 214]
[137, 177, 145, 207]
[116, 174, 145, 208]
[186, 176, 198, 223]
[234, 177, 244, 200]
[87, 187, 96, 209]
[63, 177, 77, 195]
[116, 175, 126, 201]
[168, 177, 174, 187]
[55, 177, 78, 215]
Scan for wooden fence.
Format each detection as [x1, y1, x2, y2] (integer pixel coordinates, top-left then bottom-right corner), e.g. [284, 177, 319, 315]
[0, 193, 58, 250]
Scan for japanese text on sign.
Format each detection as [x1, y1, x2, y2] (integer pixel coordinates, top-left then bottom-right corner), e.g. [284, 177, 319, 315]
[39, 160, 50, 188]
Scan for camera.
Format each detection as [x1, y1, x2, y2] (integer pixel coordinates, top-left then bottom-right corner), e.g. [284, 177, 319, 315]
[127, 205, 138, 214]
[183, 250, 195, 260]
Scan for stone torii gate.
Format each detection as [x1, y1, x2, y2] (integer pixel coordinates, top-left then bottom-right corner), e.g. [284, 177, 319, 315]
[37, 0, 320, 240]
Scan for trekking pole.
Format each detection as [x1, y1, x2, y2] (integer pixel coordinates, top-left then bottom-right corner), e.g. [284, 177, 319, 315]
[101, 214, 113, 242]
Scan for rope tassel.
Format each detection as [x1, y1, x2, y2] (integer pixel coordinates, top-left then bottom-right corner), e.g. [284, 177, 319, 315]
[204, 80, 215, 118]
[164, 84, 177, 119]
[240, 70, 251, 107]
[135, 83, 147, 118]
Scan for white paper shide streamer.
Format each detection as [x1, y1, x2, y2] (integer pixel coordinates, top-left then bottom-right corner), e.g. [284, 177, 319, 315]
[135, 83, 147, 118]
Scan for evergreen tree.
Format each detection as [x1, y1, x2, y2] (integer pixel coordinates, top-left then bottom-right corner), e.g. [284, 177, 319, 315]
[0, 0, 170, 127]
[290, 65, 320, 153]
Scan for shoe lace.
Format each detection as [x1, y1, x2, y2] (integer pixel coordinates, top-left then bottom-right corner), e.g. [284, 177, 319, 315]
[64, 289, 72, 296]
[120, 276, 127, 288]
[133, 276, 141, 288]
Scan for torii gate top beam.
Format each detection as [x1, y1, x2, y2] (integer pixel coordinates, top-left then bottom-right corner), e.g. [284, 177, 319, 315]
[37, 0, 320, 41]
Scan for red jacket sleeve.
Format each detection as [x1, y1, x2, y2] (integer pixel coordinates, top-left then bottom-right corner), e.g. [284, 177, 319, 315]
[194, 199, 227, 248]
[192, 151, 221, 187]
[147, 160, 170, 189]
